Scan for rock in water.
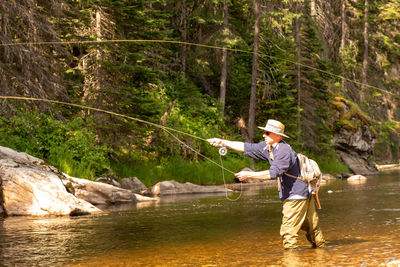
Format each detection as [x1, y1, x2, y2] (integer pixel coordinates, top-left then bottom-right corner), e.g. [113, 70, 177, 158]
[120, 177, 148, 194]
[147, 180, 230, 196]
[67, 176, 155, 205]
[0, 159, 101, 216]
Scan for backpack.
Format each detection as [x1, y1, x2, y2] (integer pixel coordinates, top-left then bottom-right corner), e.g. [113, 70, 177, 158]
[285, 153, 322, 209]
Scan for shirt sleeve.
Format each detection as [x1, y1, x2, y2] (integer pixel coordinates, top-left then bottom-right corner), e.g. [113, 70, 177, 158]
[243, 142, 269, 161]
[268, 145, 293, 179]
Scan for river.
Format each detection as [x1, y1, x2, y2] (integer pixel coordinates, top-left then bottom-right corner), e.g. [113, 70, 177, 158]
[1, 171, 400, 266]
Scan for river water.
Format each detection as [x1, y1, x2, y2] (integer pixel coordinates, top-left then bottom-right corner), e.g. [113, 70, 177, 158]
[1, 171, 400, 266]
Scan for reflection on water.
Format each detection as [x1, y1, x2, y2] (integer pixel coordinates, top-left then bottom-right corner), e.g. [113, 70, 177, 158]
[1, 172, 400, 266]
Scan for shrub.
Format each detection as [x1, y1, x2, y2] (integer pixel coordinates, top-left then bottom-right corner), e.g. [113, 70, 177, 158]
[0, 111, 113, 179]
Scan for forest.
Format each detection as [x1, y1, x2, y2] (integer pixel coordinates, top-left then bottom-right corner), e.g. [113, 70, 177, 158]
[0, 0, 399, 185]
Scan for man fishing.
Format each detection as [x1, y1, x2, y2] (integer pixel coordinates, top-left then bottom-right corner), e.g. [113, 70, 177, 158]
[207, 119, 325, 249]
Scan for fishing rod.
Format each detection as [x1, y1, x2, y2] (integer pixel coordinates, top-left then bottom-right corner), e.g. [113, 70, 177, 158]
[0, 95, 242, 200]
[0, 39, 398, 97]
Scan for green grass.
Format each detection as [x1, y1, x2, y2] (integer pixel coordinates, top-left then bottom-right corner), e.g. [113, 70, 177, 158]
[50, 152, 97, 180]
[316, 154, 350, 174]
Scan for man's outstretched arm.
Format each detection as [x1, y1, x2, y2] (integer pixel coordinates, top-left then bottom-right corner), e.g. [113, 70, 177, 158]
[235, 170, 271, 181]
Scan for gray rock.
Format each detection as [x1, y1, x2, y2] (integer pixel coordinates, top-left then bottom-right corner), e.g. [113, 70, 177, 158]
[347, 174, 367, 185]
[333, 118, 377, 175]
[66, 176, 156, 205]
[347, 174, 367, 181]
[338, 151, 377, 175]
[147, 180, 230, 196]
[0, 146, 44, 166]
[120, 177, 147, 193]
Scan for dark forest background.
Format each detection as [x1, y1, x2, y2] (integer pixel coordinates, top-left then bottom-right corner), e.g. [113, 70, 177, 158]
[0, 0, 399, 184]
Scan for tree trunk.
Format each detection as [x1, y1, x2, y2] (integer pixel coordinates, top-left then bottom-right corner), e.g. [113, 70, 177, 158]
[310, 0, 316, 17]
[146, 99, 177, 145]
[295, 2, 302, 140]
[181, 0, 187, 73]
[219, 0, 228, 116]
[248, 0, 260, 143]
[340, 0, 347, 88]
[95, 8, 103, 108]
[361, 0, 369, 101]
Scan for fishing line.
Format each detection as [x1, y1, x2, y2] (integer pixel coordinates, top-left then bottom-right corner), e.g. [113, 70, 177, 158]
[1, 39, 397, 97]
[0, 96, 205, 141]
[0, 95, 242, 200]
[219, 152, 243, 201]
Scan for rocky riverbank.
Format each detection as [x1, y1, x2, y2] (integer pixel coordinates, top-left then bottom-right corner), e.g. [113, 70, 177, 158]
[0, 146, 230, 217]
[0, 145, 380, 217]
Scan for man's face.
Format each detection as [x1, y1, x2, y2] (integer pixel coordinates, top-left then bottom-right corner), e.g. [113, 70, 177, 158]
[263, 131, 282, 145]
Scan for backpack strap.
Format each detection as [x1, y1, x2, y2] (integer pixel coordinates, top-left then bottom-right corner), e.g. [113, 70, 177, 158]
[284, 172, 307, 182]
[284, 172, 322, 210]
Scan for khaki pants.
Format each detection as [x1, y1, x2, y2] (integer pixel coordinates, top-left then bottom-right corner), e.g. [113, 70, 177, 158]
[280, 198, 325, 249]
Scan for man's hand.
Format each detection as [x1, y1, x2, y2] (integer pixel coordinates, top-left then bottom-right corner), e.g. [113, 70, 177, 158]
[207, 138, 245, 152]
[207, 138, 224, 147]
[235, 170, 253, 181]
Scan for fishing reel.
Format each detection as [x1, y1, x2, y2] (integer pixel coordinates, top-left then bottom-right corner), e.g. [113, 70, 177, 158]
[219, 146, 228, 156]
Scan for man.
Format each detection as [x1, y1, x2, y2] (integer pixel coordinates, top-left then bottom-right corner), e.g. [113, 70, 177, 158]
[207, 119, 325, 249]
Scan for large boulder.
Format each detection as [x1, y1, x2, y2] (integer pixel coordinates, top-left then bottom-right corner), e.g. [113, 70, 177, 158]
[0, 159, 101, 216]
[146, 180, 230, 196]
[337, 150, 377, 175]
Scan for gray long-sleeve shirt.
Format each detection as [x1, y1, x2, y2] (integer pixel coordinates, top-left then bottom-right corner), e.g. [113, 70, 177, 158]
[244, 140, 309, 201]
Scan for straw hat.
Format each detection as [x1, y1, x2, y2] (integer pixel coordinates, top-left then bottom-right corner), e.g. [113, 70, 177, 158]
[258, 119, 289, 138]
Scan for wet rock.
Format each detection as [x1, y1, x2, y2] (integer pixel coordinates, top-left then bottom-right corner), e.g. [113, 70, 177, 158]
[66, 176, 156, 205]
[347, 174, 367, 181]
[120, 177, 147, 194]
[347, 174, 367, 185]
[146, 180, 230, 196]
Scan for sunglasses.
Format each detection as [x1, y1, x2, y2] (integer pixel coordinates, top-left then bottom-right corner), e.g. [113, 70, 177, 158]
[264, 131, 271, 136]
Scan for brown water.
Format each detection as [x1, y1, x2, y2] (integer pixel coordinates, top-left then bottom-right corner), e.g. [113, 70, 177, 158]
[1, 172, 400, 266]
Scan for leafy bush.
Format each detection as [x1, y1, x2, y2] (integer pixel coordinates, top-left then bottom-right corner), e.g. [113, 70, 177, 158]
[0, 111, 113, 179]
